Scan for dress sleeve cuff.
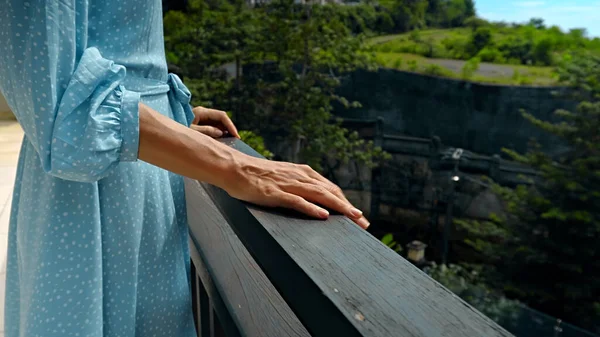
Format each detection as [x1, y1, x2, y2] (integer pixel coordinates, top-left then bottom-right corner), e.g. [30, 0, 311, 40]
[118, 86, 141, 162]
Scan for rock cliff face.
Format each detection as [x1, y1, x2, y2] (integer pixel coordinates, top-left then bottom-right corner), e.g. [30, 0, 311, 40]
[334, 68, 574, 156]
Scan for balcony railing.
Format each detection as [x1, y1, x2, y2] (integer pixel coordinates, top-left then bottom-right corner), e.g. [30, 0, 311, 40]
[184, 137, 514, 337]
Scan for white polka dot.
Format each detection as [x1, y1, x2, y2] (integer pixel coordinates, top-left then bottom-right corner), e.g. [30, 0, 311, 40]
[1, 0, 196, 335]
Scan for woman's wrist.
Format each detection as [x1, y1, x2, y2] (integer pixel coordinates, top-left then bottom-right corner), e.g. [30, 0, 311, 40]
[139, 102, 240, 187]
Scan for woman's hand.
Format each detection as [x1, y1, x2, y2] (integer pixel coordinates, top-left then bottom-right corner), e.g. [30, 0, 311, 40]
[223, 155, 370, 229]
[191, 106, 240, 139]
[139, 103, 368, 229]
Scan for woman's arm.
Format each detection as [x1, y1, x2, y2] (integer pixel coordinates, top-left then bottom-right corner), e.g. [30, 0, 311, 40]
[138, 103, 370, 229]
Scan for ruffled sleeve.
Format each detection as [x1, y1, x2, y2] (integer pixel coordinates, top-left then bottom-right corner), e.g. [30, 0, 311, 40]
[0, 1, 139, 182]
[49, 48, 141, 181]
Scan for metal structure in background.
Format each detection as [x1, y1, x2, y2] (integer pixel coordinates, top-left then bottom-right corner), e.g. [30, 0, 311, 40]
[442, 148, 464, 265]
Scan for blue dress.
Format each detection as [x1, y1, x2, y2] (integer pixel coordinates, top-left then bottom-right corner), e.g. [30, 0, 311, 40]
[0, 1, 197, 336]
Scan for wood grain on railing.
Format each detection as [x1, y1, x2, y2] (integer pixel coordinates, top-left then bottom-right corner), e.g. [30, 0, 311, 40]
[185, 138, 514, 337]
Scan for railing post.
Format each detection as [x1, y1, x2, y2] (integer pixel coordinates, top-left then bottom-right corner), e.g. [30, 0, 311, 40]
[443, 148, 463, 265]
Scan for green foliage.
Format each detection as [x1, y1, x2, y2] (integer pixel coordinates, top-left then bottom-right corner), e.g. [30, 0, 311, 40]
[476, 47, 504, 63]
[381, 233, 403, 253]
[470, 27, 493, 54]
[463, 16, 489, 30]
[461, 56, 480, 80]
[371, 24, 600, 67]
[425, 0, 477, 28]
[409, 29, 422, 43]
[528, 18, 546, 30]
[458, 51, 600, 332]
[425, 263, 523, 329]
[165, 0, 389, 174]
[532, 37, 554, 66]
[422, 63, 452, 77]
[239, 130, 274, 159]
[407, 59, 418, 71]
[392, 57, 403, 69]
[329, 0, 477, 35]
[375, 51, 557, 86]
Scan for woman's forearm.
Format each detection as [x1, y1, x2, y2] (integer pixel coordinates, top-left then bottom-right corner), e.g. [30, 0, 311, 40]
[137, 102, 370, 228]
[138, 103, 240, 188]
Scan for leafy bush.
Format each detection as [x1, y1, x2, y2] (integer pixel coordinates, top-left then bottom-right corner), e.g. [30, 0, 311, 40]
[532, 37, 554, 66]
[407, 59, 419, 71]
[409, 29, 422, 42]
[393, 58, 403, 68]
[425, 263, 523, 329]
[422, 63, 449, 76]
[476, 47, 504, 63]
[372, 22, 600, 67]
[464, 16, 489, 30]
[461, 56, 480, 79]
[470, 27, 493, 54]
[239, 131, 274, 159]
[442, 36, 470, 59]
[381, 234, 403, 253]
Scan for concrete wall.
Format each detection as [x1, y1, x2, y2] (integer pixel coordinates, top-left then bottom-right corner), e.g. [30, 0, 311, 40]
[334, 69, 575, 156]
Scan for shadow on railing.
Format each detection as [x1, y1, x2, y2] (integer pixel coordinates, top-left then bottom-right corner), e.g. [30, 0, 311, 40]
[184, 138, 514, 337]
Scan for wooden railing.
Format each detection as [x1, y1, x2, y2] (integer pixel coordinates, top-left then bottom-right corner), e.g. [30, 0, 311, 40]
[184, 138, 514, 337]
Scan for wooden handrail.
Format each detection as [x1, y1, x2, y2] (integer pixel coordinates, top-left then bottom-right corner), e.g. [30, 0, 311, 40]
[185, 137, 514, 337]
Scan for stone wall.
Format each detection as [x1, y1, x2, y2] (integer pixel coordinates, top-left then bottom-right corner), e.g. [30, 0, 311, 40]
[334, 69, 575, 156]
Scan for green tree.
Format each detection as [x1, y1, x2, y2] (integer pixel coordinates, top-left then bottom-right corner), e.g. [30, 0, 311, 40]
[165, 0, 389, 173]
[464, 16, 489, 30]
[532, 37, 554, 66]
[238, 1, 389, 171]
[163, 0, 260, 108]
[463, 0, 476, 18]
[469, 27, 493, 55]
[528, 17, 545, 30]
[458, 51, 600, 332]
[391, 0, 428, 32]
[426, 0, 477, 28]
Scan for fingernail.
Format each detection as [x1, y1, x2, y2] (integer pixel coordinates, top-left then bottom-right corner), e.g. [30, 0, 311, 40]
[359, 218, 370, 229]
[318, 208, 329, 218]
[349, 208, 363, 218]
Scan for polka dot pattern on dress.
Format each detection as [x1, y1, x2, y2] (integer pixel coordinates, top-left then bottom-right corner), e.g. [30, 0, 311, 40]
[0, 0, 197, 336]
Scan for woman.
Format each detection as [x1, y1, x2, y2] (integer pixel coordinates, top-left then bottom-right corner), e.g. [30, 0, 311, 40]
[0, 0, 369, 336]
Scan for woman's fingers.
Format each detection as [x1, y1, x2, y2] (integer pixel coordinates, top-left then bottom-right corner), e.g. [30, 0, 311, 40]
[283, 181, 369, 229]
[277, 192, 329, 219]
[212, 110, 240, 139]
[355, 217, 370, 230]
[284, 183, 352, 215]
[299, 165, 352, 202]
[193, 107, 240, 139]
[191, 125, 224, 138]
[303, 174, 370, 229]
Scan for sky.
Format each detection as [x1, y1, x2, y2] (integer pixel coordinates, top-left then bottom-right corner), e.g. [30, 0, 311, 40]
[476, 0, 600, 36]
